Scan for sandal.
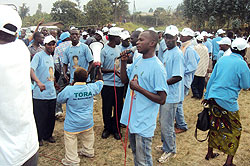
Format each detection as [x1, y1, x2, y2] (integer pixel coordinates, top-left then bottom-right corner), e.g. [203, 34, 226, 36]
[205, 153, 220, 160]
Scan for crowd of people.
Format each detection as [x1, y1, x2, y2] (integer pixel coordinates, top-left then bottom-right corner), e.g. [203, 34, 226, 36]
[1, 4, 250, 166]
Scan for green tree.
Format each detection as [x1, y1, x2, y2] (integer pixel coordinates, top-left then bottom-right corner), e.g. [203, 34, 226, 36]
[51, 0, 84, 27]
[149, 8, 153, 13]
[154, 7, 167, 26]
[108, 0, 130, 22]
[18, 3, 30, 19]
[84, 0, 112, 25]
[36, 3, 43, 15]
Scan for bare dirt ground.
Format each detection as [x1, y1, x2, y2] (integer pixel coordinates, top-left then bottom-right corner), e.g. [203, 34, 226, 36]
[38, 90, 250, 166]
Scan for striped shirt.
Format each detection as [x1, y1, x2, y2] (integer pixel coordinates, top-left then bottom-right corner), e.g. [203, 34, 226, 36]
[194, 44, 209, 77]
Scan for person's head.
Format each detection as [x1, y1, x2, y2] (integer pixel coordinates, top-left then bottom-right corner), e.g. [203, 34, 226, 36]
[102, 27, 109, 36]
[136, 30, 158, 54]
[163, 25, 179, 50]
[73, 56, 79, 65]
[196, 35, 204, 44]
[180, 28, 195, 43]
[108, 27, 123, 45]
[33, 32, 44, 45]
[41, 27, 49, 36]
[217, 29, 225, 37]
[44, 35, 56, 55]
[74, 67, 88, 82]
[120, 31, 131, 47]
[201, 31, 208, 41]
[70, 29, 80, 45]
[227, 31, 234, 40]
[231, 38, 250, 57]
[95, 30, 103, 42]
[0, 5, 22, 44]
[82, 31, 88, 39]
[50, 29, 58, 39]
[19, 29, 26, 39]
[158, 31, 163, 40]
[217, 37, 231, 52]
[130, 31, 141, 46]
[59, 32, 71, 42]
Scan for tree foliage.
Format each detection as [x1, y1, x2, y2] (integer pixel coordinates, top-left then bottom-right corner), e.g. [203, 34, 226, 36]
[51, 0, 84, 27]
[18, 3, 30, 19]
[108, 0, 130, 22]
[84, 0, 112, 25]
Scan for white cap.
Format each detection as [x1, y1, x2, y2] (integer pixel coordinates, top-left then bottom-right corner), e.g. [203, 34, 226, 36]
[201, 31, 208, 37]
[180, 28, 195, 37]
[208, 33, 213, 37]
[102, 27, 109, 33]
[108, 27, 123, 37]
[196, 35, 204, 41]
[217, 37, 231, 45]
[120, 31, 130, 40]
[195, 31, 201, 36]
[136, 27, 144, 32]
[95, 30, 103, 38]
[82, 31, 88, 36]
[70, 26, 77, 30]
[217, 29, 225, 35]
[148, 27, 158, 32]
[164, 25, 179, 36]
[0, 5, 22, 36]
[231, 38, 250, 51]
[44, 35, 56, 45]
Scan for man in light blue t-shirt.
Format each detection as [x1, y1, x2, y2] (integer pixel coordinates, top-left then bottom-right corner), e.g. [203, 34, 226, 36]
[175, 28, 200, 134]
[100, 27, 124, 140]
[63, 29, 94, 83]
[212, 29, 225, 67]
[120, 30, 168, 166]
[156, 25, 185, 164]
[31, 35, 58, 146]
[57, 66, 103, 165]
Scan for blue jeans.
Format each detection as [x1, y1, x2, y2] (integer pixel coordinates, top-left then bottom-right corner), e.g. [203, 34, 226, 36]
[128, 132, 153, 166]
[175, 86, 189, 130]
[160, 103, 177, 153]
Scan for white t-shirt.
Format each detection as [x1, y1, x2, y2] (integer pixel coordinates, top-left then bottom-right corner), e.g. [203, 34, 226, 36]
[0, 39, 39, 166]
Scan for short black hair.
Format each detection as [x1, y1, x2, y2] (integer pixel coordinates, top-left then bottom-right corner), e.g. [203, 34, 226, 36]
[144, 30, 159, 46]
[74, 67, 88, 82]
[33, 32, 42, 40]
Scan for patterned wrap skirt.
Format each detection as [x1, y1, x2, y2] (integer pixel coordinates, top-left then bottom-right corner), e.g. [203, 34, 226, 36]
[208, 101, 242, 156]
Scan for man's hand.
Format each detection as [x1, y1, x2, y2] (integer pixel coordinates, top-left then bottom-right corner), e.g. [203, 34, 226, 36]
[54, 82, 60, 91]
[64, 74, 69, 83]
[115, 70, 121, 78]
[38, 18, 44, 26]
[130, 79, 139, 91]
[37, 81, 46, 92]
[120, 50, 131, 62]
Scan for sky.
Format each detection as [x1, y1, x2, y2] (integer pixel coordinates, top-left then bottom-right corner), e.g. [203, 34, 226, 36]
[1, 0, 183, 15]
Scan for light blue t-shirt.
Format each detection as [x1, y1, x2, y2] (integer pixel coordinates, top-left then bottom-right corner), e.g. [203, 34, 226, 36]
[162, 46, 185, 103]
[212, 36, 222, 60]
[120, 56, 168, 137]
[205, 53, 250, 112]
[100, 44, 124, 87]
[204, 40, 212, 54]
[63, 42, 93, 82]
[184, 46, 200, 89]
[57, 81, 103, 132]
[216, 50, 224, 61]
[31, 51, 56, 100]
[158, 39, 167, 63]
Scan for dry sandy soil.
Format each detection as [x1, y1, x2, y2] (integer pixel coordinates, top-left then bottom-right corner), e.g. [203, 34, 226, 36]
[38, 90, 250, 166]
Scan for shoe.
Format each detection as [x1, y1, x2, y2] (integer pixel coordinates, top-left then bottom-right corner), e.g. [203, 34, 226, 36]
[158, 152, 176, 163]
[101, 129, 110, 139]
[114, 132, 122, 140]
[175, 127, 187, 134]
[39, 140, 43, 146]
[44, 136, 56, 143]
[78, 150, 94, 158]
[61, 158, 79, 166]
[155, 145, 163, 152]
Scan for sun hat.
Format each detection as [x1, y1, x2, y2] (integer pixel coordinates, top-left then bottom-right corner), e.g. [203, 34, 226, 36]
[231, 38, 250, 51]
[0, 5, 22, 36]
[120, 31, 130, 40]
[217, 29, 226, 35]
[196, 35, 204, 41]
[108, 27, 123, 37]
[164, 25, 179, 36]
[102, 27, 109, 33]
[59, 32, 70, 41]
[217, 37, 231, 45]
[44, 35, 56, 45]
[136, 27, 144, 32]
[95, 30, 104, 38]
[180, 28, 195, 37]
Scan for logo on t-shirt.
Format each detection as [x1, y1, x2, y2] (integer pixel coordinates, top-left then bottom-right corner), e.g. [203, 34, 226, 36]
[47, 66, 54, 81]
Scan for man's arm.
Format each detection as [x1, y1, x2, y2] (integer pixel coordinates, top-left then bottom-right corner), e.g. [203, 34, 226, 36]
[30, 68, 46, 92]
[120, 50, 130, 84]
[87, 61, 94, 73]
[28, 19, 44, 42]
[63, 64, 69, 82]
[130, 79, 166, 105]
[167, 76, 182, 85]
